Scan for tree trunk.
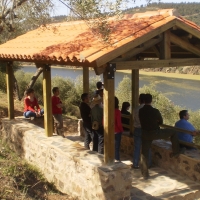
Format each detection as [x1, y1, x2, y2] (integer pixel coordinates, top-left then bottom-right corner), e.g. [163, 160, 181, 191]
[13, 73, 21, 100]
[27, 67, 43, 89]
[21, 67, 44, 100]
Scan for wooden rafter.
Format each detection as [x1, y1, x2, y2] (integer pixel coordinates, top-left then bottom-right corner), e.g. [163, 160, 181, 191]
[170, 33, 200, 57]
[111, 36, 163, 62]
[115, 58, 200, 70]
[95, 19, 176, 67]
[176, 20, 200, 40]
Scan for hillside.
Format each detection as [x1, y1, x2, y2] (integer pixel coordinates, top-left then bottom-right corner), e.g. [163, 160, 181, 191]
[124, 2, 200, 26]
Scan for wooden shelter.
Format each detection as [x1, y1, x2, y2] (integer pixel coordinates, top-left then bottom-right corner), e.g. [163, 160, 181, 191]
[0, 9, 200, 164]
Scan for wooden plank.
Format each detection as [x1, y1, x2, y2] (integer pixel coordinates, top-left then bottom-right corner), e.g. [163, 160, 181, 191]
[161, 31, 171, 59]
[131, 69, 139, 134]
[103, 69, 115, 165]
[93, 65, 106, 75]
[170, 32, 200, 57]
[83, 67, 89, 93]
[115, 58, 200, 70]
[43, 64, 53, 137]
[111, 37, 163, 62]
[151, 45, 160, 58]
[176, 20, 200, 40]
[95, 18, 176, 67]
[6, 62, 14, 119]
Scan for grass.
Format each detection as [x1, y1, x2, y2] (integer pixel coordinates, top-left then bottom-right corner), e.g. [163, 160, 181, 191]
[0, 138, 73, 200]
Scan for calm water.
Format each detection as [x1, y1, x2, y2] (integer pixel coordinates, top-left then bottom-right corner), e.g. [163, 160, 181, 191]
[21, 66, 200, 111]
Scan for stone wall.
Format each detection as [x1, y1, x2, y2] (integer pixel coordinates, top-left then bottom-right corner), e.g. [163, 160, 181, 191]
[120, 133, 200, 182]
[0, 118, 132, 200]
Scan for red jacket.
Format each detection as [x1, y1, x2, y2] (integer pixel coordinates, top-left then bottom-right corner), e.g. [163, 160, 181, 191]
[115, 109, 123, 133]
[24, 97, 40, 112]
[52, 96, 62, 114]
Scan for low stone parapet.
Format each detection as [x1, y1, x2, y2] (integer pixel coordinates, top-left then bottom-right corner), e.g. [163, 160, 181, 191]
[152, 140, 200, 182]
[0, 117, 132, 200]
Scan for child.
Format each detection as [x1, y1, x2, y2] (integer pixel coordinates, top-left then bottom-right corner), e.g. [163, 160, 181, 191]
[52, 87, 64, 137]
[24, 88, 44, 119]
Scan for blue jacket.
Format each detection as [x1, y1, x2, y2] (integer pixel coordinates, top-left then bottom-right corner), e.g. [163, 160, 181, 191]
[175, 119, 195, 143]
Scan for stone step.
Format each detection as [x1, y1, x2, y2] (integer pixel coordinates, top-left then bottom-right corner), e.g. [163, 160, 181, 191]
[119, 154, 200, 200]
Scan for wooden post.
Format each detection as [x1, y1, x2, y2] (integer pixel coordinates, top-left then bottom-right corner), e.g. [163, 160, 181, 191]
[43, 64, 53, 137]
[83, 67, 89, 93]
[6, 62, 14, 119]
[161, 31, 171, 59]
[103, 66, 115, 165]
[131, 69, 139, 134]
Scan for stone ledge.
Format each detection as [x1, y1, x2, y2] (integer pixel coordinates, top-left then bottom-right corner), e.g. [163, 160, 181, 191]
[0, 117, 132, 200]
[152, 140, 200, 182]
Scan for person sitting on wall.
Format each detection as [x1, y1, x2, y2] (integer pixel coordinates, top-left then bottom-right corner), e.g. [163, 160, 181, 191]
[121, 102, 130, 131]
[52, 87, 64, 137]
[175, 110, 197, 149]
[24, 88, 44, 119]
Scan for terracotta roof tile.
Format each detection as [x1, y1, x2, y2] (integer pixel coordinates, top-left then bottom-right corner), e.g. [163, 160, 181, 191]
[0, 9, 199, 67]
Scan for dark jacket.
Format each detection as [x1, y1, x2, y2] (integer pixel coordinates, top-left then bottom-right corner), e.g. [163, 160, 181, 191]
[79, 102, 92, 129]
[139, 105, 163, 131]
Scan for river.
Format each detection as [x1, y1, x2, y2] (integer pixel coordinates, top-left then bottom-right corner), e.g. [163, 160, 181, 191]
[21, 66, 200, 111]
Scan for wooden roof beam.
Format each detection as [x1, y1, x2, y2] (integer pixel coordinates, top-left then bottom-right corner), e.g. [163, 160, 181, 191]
[115, 58, 200, 70]
[176, 20, 200, 40]
[111, 36, 163, 62]
[170, 32, 200, 57]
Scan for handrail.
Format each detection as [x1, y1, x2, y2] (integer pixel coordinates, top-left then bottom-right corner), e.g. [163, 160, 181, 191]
[121, 114, 200, 148]
[160, 124, 200, 136]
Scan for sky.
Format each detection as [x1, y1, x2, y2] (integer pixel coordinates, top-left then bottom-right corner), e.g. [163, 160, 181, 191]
[52, 0, 200, 16]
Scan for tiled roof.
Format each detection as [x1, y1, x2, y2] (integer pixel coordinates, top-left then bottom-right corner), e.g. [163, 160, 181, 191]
[0, 9, 199, 67]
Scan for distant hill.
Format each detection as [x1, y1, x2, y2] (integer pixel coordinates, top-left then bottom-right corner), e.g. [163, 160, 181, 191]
[124, 2, 200, 25]
[52, 3, 200, 26]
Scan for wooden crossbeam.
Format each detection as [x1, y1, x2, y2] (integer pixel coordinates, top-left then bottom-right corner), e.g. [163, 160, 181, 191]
[115, 58, 200, 70]
[170, 32, 200, 57]
[176, 20, 200, 40]
[112, 37, 163, 62]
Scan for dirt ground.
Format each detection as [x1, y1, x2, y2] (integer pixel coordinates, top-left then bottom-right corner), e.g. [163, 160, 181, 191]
[0, 107, 77, 200]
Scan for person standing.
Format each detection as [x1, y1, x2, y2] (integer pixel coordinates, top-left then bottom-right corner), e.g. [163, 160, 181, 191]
[175, 110, 197, 149]
[132, 93, 146, 169]
[121, 102, 130, 131]
[52, 87, 63, 137]
[115, 97, 123, 161]
[91, 95, 103, 154]
[139, 93, 181, 179]
[79, 93, 98, 151]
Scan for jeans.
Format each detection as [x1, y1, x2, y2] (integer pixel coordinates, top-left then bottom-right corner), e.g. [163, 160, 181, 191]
[93, 126, 104, 154]
[115, 133, 122, 161]
[141, 128, 180, 177]
[24, 109, 44, 118]
[83, 125, 92, 150]
[133, 128, 152, 167]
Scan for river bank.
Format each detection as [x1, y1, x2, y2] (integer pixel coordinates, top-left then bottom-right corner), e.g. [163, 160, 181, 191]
[119, 70, 200, 81]
[22, 65, 200, 81]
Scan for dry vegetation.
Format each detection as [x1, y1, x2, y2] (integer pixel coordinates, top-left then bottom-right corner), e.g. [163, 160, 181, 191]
[0, 92, 75, 200]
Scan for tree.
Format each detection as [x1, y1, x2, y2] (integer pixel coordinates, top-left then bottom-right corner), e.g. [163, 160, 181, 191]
[0, 0, 154, 100]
